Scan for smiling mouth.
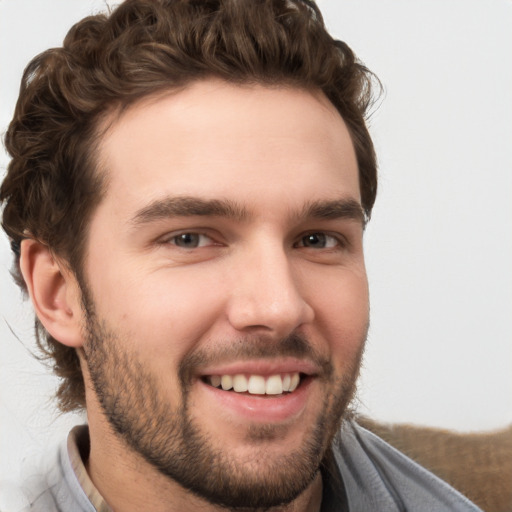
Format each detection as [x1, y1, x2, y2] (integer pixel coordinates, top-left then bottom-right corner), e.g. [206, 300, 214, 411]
[202, 373, 303, 396]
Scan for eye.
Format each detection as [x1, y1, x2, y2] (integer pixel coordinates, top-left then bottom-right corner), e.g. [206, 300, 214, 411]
[296, 232, 341, 249]
[169, 232, 214, 249]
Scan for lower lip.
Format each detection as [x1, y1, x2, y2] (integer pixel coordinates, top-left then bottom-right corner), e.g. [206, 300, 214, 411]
[198, 377, 313, 423]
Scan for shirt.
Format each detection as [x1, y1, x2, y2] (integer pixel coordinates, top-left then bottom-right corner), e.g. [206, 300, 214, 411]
[0, 421, 483, 511]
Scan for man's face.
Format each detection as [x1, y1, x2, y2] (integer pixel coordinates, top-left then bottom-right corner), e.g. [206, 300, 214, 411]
[80, 81, 369, 508]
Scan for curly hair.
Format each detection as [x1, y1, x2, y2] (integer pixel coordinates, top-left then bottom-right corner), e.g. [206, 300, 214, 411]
[0, 0, 379, 412]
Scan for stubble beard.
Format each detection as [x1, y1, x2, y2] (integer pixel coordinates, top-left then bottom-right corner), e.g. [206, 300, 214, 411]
[81, 297, 365, 510]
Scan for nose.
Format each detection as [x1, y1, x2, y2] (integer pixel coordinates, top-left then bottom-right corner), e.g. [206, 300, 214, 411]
[226, 241, 315, 337]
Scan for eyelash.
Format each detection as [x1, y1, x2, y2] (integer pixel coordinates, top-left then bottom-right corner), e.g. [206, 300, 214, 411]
[294, 232, 346, 250]
[164, 232, 216, 249]
[161, 230, 347, 251]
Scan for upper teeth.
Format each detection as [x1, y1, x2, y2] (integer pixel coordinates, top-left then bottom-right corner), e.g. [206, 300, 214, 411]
[208, 373, 300, 395]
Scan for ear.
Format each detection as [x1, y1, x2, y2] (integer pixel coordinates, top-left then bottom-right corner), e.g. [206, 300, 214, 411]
[20, 239, 84, 348]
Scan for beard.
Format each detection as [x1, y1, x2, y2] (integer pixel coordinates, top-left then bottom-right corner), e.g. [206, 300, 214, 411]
[81, 294, 365, 510]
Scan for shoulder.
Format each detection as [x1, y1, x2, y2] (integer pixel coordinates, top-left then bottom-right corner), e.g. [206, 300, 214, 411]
[0, 480, 30, 512]
[0, 426, 95, 512]
[0, 442, 66, 512]
[0, 475, 62, 512]
[0, 444, 62, 512]
[334, 419, 483, 511]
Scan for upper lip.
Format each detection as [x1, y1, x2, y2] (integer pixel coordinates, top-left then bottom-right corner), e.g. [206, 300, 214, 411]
[198, 357, 321, 377]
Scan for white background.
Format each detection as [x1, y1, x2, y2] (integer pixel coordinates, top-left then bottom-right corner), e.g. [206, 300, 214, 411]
[1, 0, 511, 484]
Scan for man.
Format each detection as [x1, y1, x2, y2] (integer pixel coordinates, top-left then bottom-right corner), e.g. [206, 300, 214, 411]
[0, 0, 482, 510]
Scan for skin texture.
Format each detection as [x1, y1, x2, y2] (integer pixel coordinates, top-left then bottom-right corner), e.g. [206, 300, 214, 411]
[22, 81, 370, 512]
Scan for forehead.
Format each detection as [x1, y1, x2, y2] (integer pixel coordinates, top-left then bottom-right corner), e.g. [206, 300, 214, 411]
[95, 80, 360, 219]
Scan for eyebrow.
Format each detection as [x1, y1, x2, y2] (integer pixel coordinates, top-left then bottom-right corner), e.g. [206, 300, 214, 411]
[130, 195, 366, 227]
[300, 199, 367, 226]
[131, 196, 249, 226]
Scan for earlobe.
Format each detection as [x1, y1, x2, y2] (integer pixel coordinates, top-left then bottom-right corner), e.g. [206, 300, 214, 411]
[19, 239, 84, 348]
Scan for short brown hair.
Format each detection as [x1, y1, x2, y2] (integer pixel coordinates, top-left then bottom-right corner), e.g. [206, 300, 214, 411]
[0, 0, 379, 412]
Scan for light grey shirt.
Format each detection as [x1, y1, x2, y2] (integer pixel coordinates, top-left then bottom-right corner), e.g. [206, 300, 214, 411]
[0, 421, 483, 511]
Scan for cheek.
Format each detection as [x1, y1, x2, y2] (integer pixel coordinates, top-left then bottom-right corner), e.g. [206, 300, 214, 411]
[311, 269, 369, 364]
[86, 263, 228, 360]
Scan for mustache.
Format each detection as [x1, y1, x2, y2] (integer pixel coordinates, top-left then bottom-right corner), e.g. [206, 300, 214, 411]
[178, 332, 333, 386]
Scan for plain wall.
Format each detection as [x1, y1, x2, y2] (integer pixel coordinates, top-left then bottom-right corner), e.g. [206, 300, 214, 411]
[1, 0, 511, 484]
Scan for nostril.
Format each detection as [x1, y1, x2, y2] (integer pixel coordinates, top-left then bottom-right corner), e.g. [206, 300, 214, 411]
[227, 299, 314, 335]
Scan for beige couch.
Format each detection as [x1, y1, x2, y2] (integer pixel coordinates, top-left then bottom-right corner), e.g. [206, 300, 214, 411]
[358, 417, 512, 512]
